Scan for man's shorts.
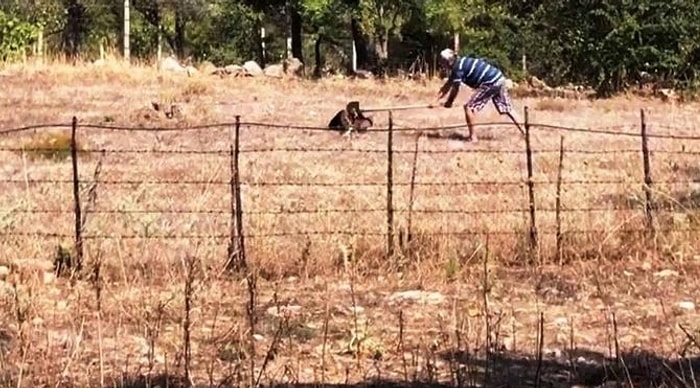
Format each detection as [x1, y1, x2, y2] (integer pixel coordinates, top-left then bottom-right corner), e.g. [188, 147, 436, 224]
[466, 77, 513, 114]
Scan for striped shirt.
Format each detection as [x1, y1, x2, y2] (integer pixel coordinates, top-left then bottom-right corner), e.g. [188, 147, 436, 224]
[449, 56, 503, 88]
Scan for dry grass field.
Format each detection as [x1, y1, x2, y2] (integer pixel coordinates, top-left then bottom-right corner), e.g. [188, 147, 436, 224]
[1, 59, 700, 387]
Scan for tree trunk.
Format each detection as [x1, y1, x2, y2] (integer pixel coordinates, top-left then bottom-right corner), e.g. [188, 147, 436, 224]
[314, 35, 322, 78]
[350, 18, 371, 70]
[290, 4, 303, 63]
[373, 31, 389, 76]
[62, 0, 86, 59]
[255, 20, 265, 67]
[174, 10, 186, 59]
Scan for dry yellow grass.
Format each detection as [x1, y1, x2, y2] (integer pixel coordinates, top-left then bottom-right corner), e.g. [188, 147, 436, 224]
[0, 59, 700, 387]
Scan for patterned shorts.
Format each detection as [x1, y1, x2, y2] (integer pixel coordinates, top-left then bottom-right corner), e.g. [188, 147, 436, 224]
[465, 78, 513, 114]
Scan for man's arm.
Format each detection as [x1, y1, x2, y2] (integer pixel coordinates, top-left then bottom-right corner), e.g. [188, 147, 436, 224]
[438, 77, 452, 98]
[442, 83, 460, 107]
[438, 62, 463, 104]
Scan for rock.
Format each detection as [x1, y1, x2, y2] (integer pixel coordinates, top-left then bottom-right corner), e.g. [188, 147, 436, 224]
[658, 88, 679, 102]
[353, 70, 373, 79]
[49, 330, 75, 348]
[266, 305, 302, 318]
[198, 60, 218, 74]
[43, 272, 55, 284]
[228, 65, 248, 77]
[672, 213, 689, 227]
[654, 269, 679, 278]
[529, 76, 548, 89]
[160, 56, 186, 73]
[504, 78, 515, 88]
[544, 348, 563, 358]
[388, 290, 446, 305]
[336, 305, 365, 316]
[284, 57, 304, 76]
[264, 64, 285, 78]
[243, 60, 264, 76]
[185, 65, 198, 77]
[0, 266, 9, 278]
[335, 283, 352, 292]
[554, 317, 569, 326]
[678, 301, 695, 311]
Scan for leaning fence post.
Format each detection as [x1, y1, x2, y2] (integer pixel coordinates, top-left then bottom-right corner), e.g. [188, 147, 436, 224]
[227, 115, 247, 272]
[555, 135, 565, 265]
[523, 106, 538, 260]
[386, 111, 395, 259]
[70, 116, 84, 272]
[640, 109, 655, 234]
[406, 132, 421, 247]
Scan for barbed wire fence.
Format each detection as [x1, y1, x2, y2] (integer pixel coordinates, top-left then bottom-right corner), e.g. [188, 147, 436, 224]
[1, 107, 700, 275]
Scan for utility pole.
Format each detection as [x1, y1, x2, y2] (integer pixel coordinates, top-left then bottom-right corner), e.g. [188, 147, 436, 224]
[123, 0, 130, 62]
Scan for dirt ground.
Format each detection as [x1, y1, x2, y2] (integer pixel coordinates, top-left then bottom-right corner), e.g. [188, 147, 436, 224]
[0, 60, 700, 387]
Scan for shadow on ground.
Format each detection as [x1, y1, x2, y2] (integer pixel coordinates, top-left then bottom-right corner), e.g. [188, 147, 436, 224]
[437, 346, 700, 387]
[424, 130, 498, 142]
[104, 346, 700, 388]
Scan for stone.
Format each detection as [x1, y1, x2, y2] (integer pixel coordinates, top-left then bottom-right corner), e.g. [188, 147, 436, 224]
[243, 60, 264, 76]
[654, 269, 679, 278]
[224, 64, 247, 77]
[266, 305, 302, 318]
[284, 57, 304, 76]
[263, 64, 285, 78]
[388, 290, 446, 305]
[160, 56, 186, 72]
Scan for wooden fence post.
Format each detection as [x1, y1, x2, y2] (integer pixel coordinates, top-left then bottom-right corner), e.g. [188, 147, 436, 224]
[227, 115, 247, 272]
[555, 135, 565, 265]
[386, 111, 395, 258]
[640, 109, 655, 234]
[70, 116, 84, 272]
[523, 106, 538, 260]
[406, 132, 421, 247]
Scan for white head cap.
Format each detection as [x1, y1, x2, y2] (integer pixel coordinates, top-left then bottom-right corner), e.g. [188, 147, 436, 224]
[440, 48, 456, 62]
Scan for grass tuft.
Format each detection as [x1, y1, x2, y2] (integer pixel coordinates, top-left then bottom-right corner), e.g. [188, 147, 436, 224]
[19, 132, 82, 161]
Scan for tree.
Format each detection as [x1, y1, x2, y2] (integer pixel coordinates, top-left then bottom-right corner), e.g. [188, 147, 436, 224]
[354, 0, 414, 73]
[300, 0, 352, 76]
[0, 11, 41, 61]
[187, 0, 260, 66]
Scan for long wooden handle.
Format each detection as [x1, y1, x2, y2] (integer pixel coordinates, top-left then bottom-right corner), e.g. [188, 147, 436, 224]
[361, 104, 435, 113]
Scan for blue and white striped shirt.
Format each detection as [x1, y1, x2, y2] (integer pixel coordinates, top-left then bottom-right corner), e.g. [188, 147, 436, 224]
[449, 56, 503, 88]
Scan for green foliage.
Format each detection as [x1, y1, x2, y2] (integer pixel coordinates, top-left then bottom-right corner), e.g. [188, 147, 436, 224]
[187, 1, 261, 65]
[301, 0, 350, 37]
[0, 11, 40, 61]
[521, 0, 700, 96]
[2, 0, 700, 97]
[128, 14, 161, 59]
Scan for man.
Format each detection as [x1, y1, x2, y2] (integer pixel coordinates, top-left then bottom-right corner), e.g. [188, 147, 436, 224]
[436, 48, 524, 141]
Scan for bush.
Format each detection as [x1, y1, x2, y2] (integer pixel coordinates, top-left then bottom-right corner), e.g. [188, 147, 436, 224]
[20, 132, 83, 161]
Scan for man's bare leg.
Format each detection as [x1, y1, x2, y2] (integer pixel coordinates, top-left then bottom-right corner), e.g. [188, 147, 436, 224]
[463, 104, 476, 141]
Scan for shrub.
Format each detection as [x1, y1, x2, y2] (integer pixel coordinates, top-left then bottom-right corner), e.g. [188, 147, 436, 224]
[19, 132, 83, 161]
